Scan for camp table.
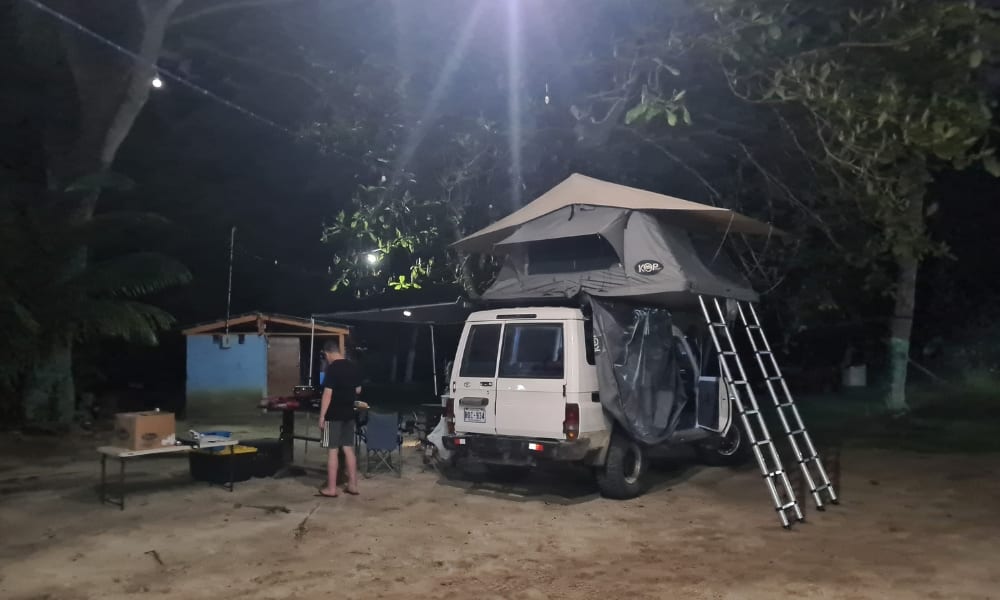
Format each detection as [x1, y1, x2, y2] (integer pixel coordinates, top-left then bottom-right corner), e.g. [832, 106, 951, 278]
[97, 438, 239, 510]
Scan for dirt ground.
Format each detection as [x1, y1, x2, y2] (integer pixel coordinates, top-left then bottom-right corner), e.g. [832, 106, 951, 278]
[1, 424, 999, 600]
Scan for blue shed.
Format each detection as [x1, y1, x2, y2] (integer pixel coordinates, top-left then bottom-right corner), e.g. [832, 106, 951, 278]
[182, 313, 349, 419]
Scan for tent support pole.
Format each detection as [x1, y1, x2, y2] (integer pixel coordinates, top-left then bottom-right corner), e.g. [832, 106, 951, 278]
[307, 317, 316, 387]
[430, 324, 438, 396]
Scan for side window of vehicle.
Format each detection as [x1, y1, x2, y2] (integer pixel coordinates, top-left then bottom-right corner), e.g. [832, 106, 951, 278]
[583, 319, 596, 365]
[459, 324, 502, 378]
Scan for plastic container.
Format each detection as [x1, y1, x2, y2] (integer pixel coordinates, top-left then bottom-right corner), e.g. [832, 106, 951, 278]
[189, 445, 257, 484]
[240, 438, 284, 478]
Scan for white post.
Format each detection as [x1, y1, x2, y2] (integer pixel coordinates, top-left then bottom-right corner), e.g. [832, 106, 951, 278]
[307, 317, 316, 387]
[430, 324, 439, 395]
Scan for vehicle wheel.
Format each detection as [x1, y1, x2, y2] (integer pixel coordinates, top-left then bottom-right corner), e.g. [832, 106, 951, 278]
[697, 419, 753, 466]
[596, 430, 648, 499]
[484, 464, 532, 483]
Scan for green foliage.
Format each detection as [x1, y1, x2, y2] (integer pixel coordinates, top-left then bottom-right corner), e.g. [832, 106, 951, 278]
[697, 0, 998, 266]
[322, 186, 440, 296]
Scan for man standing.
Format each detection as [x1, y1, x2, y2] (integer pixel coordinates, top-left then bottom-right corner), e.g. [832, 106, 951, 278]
[318, 339, 361, 497]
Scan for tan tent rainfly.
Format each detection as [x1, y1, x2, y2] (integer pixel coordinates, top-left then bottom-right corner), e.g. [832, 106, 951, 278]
[453, 173, 780, 252]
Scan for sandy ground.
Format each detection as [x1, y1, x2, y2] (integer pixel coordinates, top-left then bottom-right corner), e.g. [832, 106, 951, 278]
[1, 423, 999, 600]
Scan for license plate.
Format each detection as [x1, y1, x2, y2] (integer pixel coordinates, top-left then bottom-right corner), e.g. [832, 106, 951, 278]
[464, 408, 486, 423]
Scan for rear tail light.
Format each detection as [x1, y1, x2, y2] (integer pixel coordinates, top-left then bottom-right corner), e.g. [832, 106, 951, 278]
[445, 397, 455, 435]
[564, 403, 580, 441]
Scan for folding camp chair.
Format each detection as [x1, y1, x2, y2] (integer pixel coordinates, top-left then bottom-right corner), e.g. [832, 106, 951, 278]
[364, 412, 402, 477]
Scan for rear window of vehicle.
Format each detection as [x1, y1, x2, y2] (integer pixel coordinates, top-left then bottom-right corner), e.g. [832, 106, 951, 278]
[459, 324, 502, 378]
[499, 323, 564, 379]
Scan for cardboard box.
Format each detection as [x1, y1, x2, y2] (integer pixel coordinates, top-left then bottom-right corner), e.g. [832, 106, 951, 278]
[114, 411, 176, 451]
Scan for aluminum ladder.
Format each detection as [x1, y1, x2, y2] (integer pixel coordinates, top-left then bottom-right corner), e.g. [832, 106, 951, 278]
[699, 295, 803, 528]
[736, 301, 839, 510]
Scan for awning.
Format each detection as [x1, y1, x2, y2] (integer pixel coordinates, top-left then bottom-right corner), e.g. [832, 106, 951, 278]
[313, 298, 475, 325]
[454, 173, 784, 252]
[494, 205, 629, 259]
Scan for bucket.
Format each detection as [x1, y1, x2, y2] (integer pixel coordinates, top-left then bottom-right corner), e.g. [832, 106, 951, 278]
[842, 365, 867, 388]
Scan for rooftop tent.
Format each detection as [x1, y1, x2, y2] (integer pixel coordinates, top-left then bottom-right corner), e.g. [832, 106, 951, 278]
[479, 208, 759, 305]
[454, 174, 776, 307]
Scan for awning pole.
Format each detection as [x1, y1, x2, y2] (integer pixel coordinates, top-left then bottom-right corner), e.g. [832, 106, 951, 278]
[430, 324, 438, 396]
[307, 317, 316, 386]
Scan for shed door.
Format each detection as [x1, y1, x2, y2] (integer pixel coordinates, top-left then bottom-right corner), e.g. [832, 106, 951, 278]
[267, 336, 301, 397]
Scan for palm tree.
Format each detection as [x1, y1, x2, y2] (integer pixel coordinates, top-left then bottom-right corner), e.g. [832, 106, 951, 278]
[0, 181, 191, 426]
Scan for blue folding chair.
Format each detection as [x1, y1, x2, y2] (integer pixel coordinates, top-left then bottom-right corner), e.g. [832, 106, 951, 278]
[364, 412, 402, 477]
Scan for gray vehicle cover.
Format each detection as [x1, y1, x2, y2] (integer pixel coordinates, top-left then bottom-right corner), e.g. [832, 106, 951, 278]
[588, 297, 689, 445]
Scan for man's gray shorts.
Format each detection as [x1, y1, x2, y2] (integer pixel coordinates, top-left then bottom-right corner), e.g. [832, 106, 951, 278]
[321, 419, 355, 449]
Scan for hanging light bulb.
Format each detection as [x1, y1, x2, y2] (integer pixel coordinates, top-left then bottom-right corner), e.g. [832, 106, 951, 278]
[151, 76, 164, 89]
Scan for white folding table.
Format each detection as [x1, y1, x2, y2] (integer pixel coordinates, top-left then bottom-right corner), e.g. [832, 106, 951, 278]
[97, 439, 239, 510]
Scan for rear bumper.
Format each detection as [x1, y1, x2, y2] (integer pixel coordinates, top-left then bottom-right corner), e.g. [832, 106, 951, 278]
[443, 433, 592, 465]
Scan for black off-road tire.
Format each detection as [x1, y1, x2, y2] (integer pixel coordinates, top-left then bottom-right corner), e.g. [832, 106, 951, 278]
[596, 429, 648, 499]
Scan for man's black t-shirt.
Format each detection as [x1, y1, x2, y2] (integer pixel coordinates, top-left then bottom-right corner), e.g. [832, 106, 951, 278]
[323, 359, 361, 421]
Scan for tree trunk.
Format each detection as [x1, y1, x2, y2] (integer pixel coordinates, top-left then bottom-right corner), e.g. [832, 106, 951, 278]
[403, 327, 419, 383]
[885, 197, 924, 414]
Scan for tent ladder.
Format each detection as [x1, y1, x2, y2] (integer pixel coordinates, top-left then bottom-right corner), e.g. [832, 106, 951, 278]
[698, 295, 802, 529]
[736, 301, 839, 510]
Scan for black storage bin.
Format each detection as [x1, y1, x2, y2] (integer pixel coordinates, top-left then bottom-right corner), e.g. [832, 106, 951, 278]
[189, 447, 256, 484]
[241, 438, 284, 478]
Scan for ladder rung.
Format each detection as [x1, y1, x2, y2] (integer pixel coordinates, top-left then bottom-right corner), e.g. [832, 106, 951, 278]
[813, 483, 831, 492]
[757, 350, 772, 355]
[742, 409, 759, 416]
[778, 501, 798, 511]
[762, 470, 785, 478]
[777, 402, 794, 409]
[746, 325, 761, 330]
[789, 428, 806, 435]
[754, 439, 773, 447]
[766, 376, 783, 382]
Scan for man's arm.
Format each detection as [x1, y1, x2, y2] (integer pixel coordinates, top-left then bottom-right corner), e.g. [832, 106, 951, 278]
[319, 387, 332, 428]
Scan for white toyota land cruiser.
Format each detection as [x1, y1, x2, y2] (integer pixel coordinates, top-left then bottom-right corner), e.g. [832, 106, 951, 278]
[441, 306, 750, 499]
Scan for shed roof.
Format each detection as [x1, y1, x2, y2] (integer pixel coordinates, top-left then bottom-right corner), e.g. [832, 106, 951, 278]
[182, 312, 350, 336]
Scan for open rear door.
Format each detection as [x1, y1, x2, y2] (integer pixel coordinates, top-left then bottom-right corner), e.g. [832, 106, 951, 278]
[452, 323, 501, 435]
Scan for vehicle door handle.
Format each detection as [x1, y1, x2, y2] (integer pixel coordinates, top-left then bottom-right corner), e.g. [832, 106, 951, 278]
[459, 397, 489, 407]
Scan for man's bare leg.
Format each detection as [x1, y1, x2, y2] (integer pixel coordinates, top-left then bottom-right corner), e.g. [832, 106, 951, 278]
[320, 449, 340, 496]
[342, 445, 360, 494]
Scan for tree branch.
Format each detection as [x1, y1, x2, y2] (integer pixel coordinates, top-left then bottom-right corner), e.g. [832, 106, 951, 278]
[176, 38, 324, 95]
[170, 0, 304, 27]
[625, 128, 723, 203]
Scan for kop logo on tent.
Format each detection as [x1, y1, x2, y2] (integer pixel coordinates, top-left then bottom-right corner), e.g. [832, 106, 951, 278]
[634, 260, 664, 275]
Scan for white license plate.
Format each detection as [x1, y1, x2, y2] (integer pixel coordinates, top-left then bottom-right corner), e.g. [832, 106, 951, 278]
[464, 408, 486, 423]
